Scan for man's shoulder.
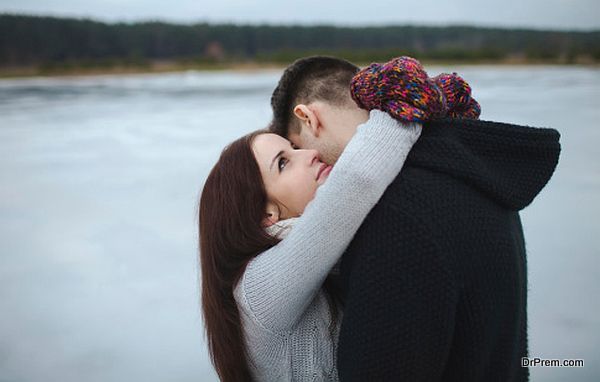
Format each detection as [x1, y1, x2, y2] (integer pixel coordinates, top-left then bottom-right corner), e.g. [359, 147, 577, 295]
[346, 164, 454, 251]
[365, 161, 504, 237]
[375, 164, 456, 212]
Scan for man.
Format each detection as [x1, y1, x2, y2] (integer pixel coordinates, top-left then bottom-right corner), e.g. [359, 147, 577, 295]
[270, 56, 561, 381]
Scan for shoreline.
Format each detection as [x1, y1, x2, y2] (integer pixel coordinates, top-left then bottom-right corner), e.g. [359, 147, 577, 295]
[1, 59, 598, 79]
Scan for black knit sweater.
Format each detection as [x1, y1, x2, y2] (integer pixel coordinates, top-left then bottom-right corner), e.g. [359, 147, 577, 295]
[336, 118, 561, 382]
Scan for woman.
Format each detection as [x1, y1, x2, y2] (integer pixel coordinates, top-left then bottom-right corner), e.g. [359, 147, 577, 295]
[199, 57, 480, 381]
[200, 109, 419, 381]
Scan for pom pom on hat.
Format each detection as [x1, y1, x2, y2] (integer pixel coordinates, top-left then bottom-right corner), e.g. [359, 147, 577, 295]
[432, 72, 481, 120]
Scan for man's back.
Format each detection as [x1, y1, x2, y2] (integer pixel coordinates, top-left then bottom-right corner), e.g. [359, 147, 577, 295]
[337, 118, 560, 381]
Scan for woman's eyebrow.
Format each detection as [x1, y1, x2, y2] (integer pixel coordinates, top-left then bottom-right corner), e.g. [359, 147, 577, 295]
[269, 150, 284, 171]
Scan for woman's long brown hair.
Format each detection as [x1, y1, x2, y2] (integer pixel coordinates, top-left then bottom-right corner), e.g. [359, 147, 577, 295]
[199, 131, 342, 381]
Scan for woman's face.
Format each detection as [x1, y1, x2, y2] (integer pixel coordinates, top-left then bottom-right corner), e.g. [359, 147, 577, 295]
[252, 133, 332, 220]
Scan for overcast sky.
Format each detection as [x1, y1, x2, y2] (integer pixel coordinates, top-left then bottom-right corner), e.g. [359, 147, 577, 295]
[1, 0, 599, 30]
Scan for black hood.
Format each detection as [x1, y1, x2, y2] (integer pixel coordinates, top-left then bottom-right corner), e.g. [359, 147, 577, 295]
[409, 118, 561, 211]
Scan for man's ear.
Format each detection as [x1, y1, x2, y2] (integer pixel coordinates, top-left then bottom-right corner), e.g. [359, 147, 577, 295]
[262, 201, 280, 228]
[293, 104, 320, 138]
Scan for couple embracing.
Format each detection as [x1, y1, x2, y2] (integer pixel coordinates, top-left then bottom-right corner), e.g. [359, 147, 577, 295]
[199, 56, 561, 382]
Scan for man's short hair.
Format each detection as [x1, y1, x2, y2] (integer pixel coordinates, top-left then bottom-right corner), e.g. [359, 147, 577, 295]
[270, 56, 359, 138]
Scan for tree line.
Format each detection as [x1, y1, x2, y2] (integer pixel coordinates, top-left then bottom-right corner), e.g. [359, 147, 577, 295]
[1, 14, 599, 69]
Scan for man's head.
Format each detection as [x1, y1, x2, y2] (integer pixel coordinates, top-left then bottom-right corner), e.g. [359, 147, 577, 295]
[270, 56, 369, 164]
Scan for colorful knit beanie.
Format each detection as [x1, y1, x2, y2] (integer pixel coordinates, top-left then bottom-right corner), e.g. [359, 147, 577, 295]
[350, 56, 481, 123]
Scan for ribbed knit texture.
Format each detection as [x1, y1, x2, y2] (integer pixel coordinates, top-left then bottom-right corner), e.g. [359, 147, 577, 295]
[264, 216, 299, 241]
[233, 110, 422, 381]
[337, 118, 561, 381]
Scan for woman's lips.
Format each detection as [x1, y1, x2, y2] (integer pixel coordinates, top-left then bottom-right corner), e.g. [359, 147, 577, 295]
[317, 164, 333, 182]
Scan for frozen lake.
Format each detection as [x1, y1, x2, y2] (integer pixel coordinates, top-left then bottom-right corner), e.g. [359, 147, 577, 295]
[0, 66, 598, 381]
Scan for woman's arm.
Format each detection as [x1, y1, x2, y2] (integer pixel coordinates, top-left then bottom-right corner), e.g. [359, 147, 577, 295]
[236, 110, 421, 333]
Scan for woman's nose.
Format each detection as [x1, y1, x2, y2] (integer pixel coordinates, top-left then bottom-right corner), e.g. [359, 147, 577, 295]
[295, 148, 319, 165]
[306, 149, 319, 165]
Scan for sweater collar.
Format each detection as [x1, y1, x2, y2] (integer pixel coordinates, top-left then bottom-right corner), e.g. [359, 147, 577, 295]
[265, 217, 299, 239]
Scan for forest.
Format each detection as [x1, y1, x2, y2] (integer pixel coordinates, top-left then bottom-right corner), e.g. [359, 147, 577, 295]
[1, 14, 598, 74]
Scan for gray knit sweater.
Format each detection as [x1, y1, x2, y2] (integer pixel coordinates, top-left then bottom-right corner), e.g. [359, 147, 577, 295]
[233, 110, 422, 381]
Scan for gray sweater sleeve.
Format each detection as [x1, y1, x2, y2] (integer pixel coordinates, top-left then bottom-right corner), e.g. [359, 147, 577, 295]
[236, 110, 422, 333]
